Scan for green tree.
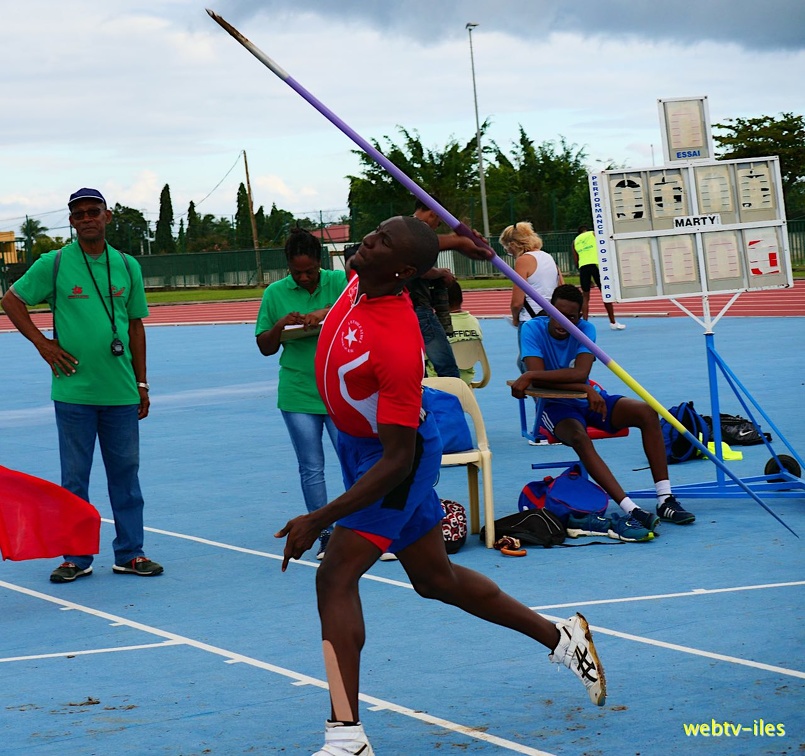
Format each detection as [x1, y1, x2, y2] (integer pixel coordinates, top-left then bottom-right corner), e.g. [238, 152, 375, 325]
[176, 218, 186, 254]
[186, 201, 201, 253]
[32, 235, 67, 260]
[713, 112, 805, 217]
[154, 184, 176, 254]
[20, 217, 49, 264]
[195, 214, 233, 251]
[486, 129, 590, 234]
[257, 203, 295, 245]
[106, 204, 148, 256]
[348, 126, 481, 239]
[234, 183, 253, 249]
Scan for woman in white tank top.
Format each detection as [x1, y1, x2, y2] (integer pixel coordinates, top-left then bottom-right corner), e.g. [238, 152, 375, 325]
[500, 221, 564, 372]
[500, 221, 563, 323]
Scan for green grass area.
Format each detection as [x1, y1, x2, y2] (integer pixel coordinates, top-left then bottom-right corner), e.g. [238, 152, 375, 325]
[145, 288, 267, 304]
[144, 278, 519, 305]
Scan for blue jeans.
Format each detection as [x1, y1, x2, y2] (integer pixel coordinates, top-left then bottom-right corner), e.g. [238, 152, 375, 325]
[54, 402, 145, 568]
[281, 411, 339, 518]
[415, 306, 459, 378]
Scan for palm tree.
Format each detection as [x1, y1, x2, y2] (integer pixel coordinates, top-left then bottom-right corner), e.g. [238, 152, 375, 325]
[20, 217, 49, 264]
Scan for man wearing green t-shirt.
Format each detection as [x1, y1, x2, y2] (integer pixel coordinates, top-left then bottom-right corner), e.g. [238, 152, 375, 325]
[1, 188, 162, 582]
[572, 225, 625, 330]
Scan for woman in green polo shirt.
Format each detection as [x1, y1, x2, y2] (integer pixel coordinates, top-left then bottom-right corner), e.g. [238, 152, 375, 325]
[256, 228, 347, 558]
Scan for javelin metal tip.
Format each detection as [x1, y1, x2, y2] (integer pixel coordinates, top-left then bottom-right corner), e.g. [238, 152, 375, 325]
[206, 8, 255, 49]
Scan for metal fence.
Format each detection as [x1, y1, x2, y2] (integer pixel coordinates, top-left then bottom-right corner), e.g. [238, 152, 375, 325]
[133, 231, 582, 289]
[134, 222, 803, 289]
[3, 223, 803, 295]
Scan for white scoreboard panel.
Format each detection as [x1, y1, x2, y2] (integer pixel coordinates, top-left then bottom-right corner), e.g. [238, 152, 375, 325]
[658, 96, 714, 163]
[589, 156, 792, 303]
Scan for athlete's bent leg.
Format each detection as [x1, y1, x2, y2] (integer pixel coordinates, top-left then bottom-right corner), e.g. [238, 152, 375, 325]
[397, 525, 560, 649]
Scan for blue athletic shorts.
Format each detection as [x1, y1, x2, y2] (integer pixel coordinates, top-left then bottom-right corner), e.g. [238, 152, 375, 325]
[336, 412, 444, 553]
[541, 389, 624, 437]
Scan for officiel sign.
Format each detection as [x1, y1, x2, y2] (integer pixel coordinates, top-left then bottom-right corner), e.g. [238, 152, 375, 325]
[673, 214, 722, 229]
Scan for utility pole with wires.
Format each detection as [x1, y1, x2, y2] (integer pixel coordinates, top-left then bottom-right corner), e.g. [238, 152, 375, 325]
[242, 150, 263, 284]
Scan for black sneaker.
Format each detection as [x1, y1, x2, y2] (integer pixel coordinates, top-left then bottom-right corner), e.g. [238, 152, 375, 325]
[657, 495, 696, 525]
[112, 556, 164, 576]
[630, 507, 660, 532]
[50, 562, 93, 583]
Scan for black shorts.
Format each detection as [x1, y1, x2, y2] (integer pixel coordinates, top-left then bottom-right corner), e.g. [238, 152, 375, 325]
[578, 264, 601, 292]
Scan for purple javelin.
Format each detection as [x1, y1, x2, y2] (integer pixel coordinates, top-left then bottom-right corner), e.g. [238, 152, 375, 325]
[206, 9, 795, 535]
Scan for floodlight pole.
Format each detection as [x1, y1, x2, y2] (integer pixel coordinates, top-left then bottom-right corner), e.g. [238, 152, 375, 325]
[466, 23, 490, 238]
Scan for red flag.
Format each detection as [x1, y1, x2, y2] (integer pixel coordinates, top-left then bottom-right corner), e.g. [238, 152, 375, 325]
[0, 466, 100, 561]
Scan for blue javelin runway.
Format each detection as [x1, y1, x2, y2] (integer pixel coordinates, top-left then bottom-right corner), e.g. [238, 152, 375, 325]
[1, 315, 803, 755]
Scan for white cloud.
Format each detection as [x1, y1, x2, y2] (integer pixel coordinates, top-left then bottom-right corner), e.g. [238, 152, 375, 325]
[0, 1, 803, 231]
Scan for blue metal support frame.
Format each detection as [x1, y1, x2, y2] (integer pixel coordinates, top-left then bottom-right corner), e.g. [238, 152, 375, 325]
[629, 315, 805, 501]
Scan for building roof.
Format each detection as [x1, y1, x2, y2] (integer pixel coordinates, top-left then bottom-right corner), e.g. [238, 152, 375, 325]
[309, 224, 350, 244]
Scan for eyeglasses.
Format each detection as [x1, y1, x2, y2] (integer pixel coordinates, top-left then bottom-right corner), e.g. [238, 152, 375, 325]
[70, 208, 104, 220]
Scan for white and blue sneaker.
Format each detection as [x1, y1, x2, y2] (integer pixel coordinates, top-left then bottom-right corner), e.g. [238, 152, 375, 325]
[566, 513, 611, 538]
[313, 721, 375, 755]
[608, 514, 654, 542]
[549, 613, 607, 706]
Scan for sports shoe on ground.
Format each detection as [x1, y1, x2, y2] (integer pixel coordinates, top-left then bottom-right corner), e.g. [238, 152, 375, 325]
[629, 506, 660, 533]
[607, 514, 654, 542]
[378, 552, 398, 561]
[112, 557, 164, 576]
[313, 721, 375, 756]
[317, 531, 331, 561]
[50, 562, 93, 583]
[657, 495, 696, 524]
[549, 612, 607, 706]
[566, 513, 611, 538]
[610, 321, 626, 330]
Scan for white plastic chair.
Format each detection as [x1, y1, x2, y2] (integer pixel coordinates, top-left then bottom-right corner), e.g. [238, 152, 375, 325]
[450, 338, 491, 389]
[423, 376, 495, 547]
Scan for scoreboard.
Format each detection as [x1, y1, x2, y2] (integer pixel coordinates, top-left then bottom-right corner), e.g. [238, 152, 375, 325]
[589, 97, 792, 303]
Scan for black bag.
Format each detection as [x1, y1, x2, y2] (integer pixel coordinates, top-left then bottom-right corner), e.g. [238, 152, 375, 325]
[703, 413, 772, 446]
[479, 509, 566, 548]
[660, 401, 710, 464]
[441, 499, 467, 554]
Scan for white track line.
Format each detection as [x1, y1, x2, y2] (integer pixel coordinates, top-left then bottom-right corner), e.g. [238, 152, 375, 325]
[134, 520, 805, 678]
[0, 640, 182, 664]
[544, 614, 805, 681]
[531, 580, 805, 612]
[138, 520, 805, 605]
[0, 580, 554, 756]
[136, 520, 415, 589]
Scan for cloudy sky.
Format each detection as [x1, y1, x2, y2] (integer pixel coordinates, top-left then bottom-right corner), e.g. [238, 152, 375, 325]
[2, 0, 803, 239]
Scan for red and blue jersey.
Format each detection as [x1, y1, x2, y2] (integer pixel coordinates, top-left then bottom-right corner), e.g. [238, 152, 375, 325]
[315, 276, 425, 437]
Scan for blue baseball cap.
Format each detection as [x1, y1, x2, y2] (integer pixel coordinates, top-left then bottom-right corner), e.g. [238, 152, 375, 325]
[68, 188, 106, 208]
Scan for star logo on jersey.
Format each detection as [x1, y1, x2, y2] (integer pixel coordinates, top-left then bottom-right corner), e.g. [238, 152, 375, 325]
[341, 319, 364, 352]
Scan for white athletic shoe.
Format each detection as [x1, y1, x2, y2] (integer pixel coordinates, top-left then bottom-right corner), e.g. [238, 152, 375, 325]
[610, 321, 626, 330]
[378, 552, 398, 562]
[549, 612, 607, 706]
[313, 721, 375, 755]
